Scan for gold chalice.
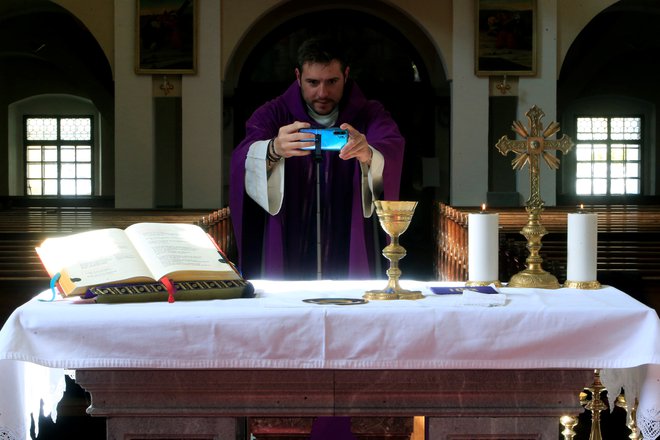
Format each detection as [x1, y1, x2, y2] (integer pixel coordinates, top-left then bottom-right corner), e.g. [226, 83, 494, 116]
[364, 200, 424, 300]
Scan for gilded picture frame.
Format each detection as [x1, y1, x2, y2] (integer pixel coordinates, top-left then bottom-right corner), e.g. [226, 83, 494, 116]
[475, 0, 537, 76]
[136, 0, 197, 74]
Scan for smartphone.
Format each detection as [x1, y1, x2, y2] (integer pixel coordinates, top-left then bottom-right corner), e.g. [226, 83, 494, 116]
[299, 128, 349, 151]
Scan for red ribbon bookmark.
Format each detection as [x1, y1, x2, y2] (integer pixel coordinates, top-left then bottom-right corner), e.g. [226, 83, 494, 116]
[159, 277, 176, 303]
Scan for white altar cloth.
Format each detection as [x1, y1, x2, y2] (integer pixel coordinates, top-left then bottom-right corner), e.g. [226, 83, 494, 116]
[0, 280, 659, 439]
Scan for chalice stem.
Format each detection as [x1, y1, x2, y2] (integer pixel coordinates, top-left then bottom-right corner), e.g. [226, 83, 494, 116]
[384, 237, 404, 292]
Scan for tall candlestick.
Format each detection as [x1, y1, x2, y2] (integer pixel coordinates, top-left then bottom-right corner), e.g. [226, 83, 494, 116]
[467, 211, 499, 285]
[565, 211, 600, 289]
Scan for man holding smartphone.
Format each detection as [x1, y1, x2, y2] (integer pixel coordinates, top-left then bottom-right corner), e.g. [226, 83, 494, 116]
[230, 36, 405, 280]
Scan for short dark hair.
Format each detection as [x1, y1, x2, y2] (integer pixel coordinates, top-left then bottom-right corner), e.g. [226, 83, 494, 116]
[297, 37, 348, 71]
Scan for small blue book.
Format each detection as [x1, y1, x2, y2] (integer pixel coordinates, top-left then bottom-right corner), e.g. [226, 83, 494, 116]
[430, 286, 499, 295]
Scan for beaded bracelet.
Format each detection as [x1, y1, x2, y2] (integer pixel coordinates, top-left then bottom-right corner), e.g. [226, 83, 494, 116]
[267, 138, 282, 163]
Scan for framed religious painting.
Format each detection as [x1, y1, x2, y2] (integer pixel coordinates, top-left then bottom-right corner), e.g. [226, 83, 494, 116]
[475, 0, 537, 76]
[135, 0, 197, 74]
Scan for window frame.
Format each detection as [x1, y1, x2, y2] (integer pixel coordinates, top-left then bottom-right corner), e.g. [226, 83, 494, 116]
[557, 96, 656, 205]
[573, 115, 643, 197]
[23, 115, 95, 197]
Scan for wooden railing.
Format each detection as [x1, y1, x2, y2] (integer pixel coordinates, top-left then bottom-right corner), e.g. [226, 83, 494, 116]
[436, 203, 469, 282]
[4, 203, 657, 298]
[194, 206, 237, 263]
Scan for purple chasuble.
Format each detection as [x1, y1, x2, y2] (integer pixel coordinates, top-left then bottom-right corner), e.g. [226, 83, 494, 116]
[229, 80, 404, 279]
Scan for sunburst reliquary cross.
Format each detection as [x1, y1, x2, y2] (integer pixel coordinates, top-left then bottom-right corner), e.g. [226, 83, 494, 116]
[495, 105, 574, 211]
[495, 105, 574, 289]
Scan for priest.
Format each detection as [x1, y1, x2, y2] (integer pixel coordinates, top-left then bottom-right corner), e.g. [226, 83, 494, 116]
[229, 36, 405, 279]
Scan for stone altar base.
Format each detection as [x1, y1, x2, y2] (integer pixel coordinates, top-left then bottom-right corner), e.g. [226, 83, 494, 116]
[74, 368, 592, 440]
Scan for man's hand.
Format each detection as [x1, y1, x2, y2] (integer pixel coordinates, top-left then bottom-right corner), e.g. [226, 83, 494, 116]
[272, 121, 313, 158]
[338, 123, 373, 164]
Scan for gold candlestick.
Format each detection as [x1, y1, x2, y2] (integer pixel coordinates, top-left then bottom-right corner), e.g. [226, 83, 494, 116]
[615, 394, 642, 439]
[364, 201, 423, 300]
[495, 105, 574, 289]
[560, 415, 579, 440]
[583, 369, 607, 440]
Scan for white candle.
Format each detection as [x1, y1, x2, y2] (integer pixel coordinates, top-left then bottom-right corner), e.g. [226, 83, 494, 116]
[567, 212, 598, 281]
[468, 211, 499, 282]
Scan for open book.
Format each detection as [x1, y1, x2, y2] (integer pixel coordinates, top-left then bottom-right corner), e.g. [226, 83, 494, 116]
[36, 222, 247, 301]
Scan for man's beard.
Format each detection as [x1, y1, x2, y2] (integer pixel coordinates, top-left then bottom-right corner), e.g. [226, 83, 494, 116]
[310, 99, 337, 115]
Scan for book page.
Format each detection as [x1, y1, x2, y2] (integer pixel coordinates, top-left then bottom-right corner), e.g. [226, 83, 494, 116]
[125, 223, 237, 280]
[37, 228, 153, 286]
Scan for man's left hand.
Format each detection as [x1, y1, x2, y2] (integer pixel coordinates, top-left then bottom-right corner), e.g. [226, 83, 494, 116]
[339, 123, 373, 165]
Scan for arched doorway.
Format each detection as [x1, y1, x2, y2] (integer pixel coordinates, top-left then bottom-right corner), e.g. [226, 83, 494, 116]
[557, 0, 660, 204]
[224, 2, 449, 280]
[0, 0, 114, 203]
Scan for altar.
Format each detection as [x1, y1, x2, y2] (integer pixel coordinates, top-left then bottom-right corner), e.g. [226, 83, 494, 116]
[0, 280, 659, 440]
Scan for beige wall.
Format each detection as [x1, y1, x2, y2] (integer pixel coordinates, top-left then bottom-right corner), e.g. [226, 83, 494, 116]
[54, 0, 115, 75]
[557, 0, 617, 75]
[48, 0, 616, 88]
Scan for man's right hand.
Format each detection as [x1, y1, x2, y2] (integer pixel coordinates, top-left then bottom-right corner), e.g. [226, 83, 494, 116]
[272, 121, 314, 158]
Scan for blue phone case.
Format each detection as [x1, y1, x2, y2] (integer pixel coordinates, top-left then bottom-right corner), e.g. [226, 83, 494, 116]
[299, 128, 349, 150]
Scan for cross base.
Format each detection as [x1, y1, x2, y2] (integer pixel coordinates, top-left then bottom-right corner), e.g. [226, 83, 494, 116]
[508, 268, 560, 289]
[364, 289, 424, 300]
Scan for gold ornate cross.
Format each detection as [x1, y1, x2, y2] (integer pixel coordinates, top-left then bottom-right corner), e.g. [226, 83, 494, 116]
[496, 105, 574, 210]
[495, 105, 574, 289]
